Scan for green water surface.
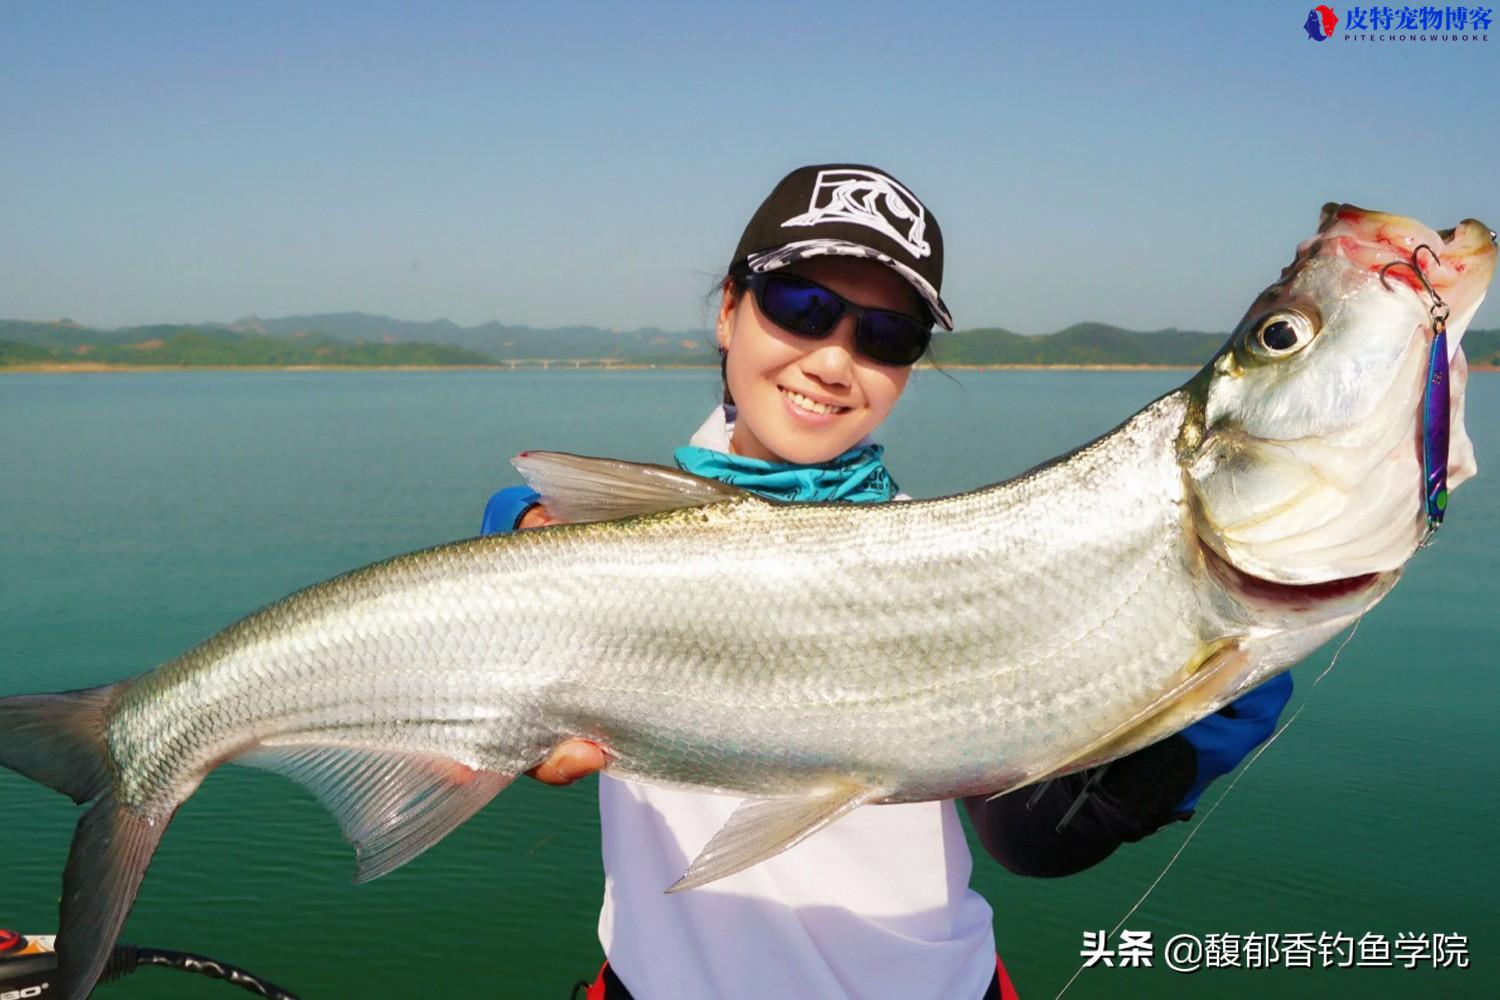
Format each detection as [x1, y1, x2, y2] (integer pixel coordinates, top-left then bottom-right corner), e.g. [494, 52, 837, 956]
[1, 370, 1494, 998]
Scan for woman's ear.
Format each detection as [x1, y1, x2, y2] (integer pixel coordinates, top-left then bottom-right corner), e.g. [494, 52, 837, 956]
[716, 279, 738, 351]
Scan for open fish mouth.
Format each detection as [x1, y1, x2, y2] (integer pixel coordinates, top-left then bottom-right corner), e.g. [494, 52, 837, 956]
[1196, 530, 1386, 610]
[1311, 204, 1497, 337]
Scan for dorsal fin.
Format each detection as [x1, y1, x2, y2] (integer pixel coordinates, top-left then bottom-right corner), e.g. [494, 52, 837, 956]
[512, 451, 755, 524]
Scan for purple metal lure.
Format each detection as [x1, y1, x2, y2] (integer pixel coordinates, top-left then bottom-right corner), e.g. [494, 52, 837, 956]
[1380, 245, 1451, 533]
[1422, 318, 1450, 529]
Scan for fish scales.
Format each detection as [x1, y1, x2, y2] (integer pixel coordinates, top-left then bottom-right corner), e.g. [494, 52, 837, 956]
[108, 396, 1206, 810]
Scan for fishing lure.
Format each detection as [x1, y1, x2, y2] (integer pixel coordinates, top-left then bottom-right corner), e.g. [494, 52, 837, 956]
[1378, 245, 1451, 533]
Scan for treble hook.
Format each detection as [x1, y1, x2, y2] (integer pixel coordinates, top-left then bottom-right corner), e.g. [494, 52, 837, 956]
[1378, 244, 1451, 324]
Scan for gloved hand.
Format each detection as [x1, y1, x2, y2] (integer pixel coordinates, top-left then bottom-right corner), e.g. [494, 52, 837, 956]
[965, 673, 1295, 878]
[1174, 671, 1293, 811]
[481, 486, 542, 535]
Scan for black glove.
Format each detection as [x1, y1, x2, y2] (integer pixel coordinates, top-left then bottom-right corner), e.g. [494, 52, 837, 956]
[963, 733, 1197, 878]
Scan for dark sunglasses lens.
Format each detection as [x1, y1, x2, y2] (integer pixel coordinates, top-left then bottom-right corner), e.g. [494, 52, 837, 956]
[857, 311, 931, 365]
[759, 275, 843, 336]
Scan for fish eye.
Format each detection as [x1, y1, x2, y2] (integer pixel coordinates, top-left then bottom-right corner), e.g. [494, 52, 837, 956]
[1250, 312, 1316, 358]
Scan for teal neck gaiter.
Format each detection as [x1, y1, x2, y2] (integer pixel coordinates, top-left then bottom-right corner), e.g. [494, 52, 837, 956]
[673, 443, 899, 504]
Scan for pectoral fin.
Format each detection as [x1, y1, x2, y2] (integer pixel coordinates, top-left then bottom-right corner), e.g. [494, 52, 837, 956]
[511, 451, 755, 523]
[237, 745, 513, 883]
[1001, 639, 1255, 797]
[667, 782, 882, 893]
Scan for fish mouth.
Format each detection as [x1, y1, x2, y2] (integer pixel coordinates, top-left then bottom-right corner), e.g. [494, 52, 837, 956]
[1196, 530, 1387, 610]
[1313, 204, 1497, 326]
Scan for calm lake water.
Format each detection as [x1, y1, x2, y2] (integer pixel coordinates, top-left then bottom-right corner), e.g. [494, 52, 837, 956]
[1, 370, 1495, 999]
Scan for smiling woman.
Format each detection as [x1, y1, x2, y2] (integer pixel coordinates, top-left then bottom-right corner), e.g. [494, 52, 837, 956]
[713, 257, 922, 464]
[479, 164, 1301, 1000]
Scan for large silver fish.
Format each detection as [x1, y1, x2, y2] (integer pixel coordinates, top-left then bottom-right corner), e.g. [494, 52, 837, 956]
[1, 205, 1494, 999]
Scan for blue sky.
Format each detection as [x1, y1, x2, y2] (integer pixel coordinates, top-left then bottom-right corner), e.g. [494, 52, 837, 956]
[2, 1, 1496, 334]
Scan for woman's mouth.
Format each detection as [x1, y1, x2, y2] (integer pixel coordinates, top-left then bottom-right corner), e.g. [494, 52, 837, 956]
[781, 387, 851, 418]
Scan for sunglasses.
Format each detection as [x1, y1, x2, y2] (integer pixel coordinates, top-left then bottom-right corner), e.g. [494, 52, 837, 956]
[743, 272, 933, 366]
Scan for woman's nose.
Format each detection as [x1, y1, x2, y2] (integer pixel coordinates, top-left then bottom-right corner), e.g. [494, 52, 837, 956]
[800, 318, 858, 386]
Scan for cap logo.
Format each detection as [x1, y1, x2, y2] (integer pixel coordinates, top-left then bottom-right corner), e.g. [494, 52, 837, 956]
[781, 168, 931, 259]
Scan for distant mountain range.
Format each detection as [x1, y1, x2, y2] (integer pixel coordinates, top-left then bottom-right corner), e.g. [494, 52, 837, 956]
[3, 313, 1498, 369]
[0, 314, 708, 368]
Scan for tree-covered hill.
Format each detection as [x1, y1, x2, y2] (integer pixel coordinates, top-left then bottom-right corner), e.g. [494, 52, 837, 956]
[0, 326, 493, 367]
[4, 314, 1498, 368]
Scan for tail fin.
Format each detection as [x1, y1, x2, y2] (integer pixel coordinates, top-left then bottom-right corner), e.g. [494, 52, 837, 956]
[0, 684, 169, 1000]
[0, 685, 119, 803]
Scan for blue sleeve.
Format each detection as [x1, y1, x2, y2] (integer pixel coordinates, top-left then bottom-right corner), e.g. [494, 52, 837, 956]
[1174, 672, 1294, 811]
[481, 486, 542, 536]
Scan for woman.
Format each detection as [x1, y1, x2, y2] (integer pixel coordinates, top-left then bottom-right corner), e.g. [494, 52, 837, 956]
[483, 164, 1291, 999]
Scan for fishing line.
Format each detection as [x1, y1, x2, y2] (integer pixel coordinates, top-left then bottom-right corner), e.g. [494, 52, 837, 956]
[1052, 617, 1364, 1000]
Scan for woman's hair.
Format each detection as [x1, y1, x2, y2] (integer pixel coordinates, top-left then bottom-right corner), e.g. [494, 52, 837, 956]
[714, 265, 749, 406]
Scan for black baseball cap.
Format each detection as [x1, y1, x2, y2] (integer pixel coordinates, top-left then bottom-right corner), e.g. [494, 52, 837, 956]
[731, 163, 952, 330]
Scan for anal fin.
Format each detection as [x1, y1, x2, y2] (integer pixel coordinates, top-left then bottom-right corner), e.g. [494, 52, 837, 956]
[58, 792, 171, 1000]
[667, 782, 881, 893]
[237, 745, 513, 882]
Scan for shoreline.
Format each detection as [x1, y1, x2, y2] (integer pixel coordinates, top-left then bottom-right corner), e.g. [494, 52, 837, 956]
[4, 362, 1499, 374]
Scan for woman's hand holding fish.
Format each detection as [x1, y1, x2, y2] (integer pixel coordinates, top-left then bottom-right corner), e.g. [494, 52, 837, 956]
[528, 739, 608, 785]
[518, 503, 564, 529]
[514, 502, 607, 785]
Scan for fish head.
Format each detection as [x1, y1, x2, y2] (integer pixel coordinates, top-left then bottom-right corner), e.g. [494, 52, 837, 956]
[1185, 204, 1496, 589]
